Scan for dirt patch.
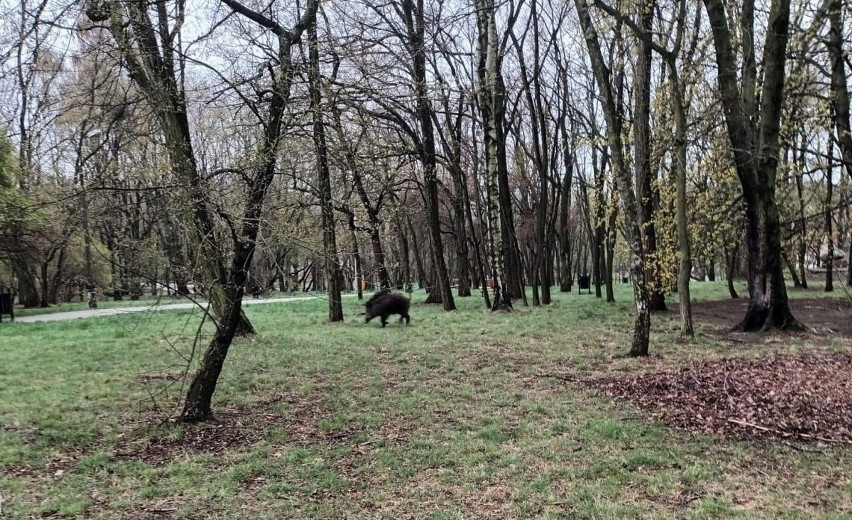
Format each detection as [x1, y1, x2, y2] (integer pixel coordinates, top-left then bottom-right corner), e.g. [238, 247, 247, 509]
[588, 352, 852, 443]
[117, 392, 415, 465]
[117, 406, 285, 464]
[692, 297, 852, 337]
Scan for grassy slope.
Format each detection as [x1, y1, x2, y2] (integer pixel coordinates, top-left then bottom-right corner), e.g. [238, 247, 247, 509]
[1, 282, 850, 519]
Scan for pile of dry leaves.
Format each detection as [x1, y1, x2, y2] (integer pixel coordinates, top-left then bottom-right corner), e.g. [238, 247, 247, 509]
[588, 352, 852, 443]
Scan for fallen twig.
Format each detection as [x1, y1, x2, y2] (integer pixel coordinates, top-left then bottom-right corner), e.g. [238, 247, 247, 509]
[728, 419, 852, 444]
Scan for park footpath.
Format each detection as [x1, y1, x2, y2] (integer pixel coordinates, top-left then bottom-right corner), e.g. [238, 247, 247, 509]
[15, 295, 350, 323]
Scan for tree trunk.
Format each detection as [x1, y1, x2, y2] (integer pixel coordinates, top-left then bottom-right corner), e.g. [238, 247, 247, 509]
[635, 0, 666, 313]
[308, 18, 343, 321]
[395, 214, 412, 293]
[604, 186, 617, 303]
[847, 232, 852, 286]
[575, 0, 650, 355]
[475, 0, 511, 310]
[179, 0, 319, 420]
[14, 262, 40, 308]
[466, 121, 492, 308]
[406, 216, 427, 291]
[793, 147, 808, 288]
[725, 245, 740, 299]
[351, 227, 363, 299]
[401, 0, 455, 311]
[783, 251, 802, 289]
[670, 66, 693, 337]
[825, 143, 834, 292]
[703, 0, 803, 332]
[93, 0, 255, 336]
[826, 0, 852, 182]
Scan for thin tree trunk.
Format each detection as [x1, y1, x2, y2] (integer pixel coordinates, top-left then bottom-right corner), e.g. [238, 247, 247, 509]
[668, 58, 694, 337]
[180, 0, 319, 420]
[575, 0, 650, 355]
[407, 216, 427, 291]
[308, 18, 343, 320]
[475, 0, 511, 310]
[401, 0, 455, 311]
[825, 142, 834, 292]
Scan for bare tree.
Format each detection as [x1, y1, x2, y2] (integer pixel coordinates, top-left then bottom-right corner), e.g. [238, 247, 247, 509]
[702, 0, 803, 331]
[574, 0, 651, 355]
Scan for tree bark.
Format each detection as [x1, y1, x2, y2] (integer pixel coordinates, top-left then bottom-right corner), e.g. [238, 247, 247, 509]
[635, 0, 666, 312]
[826, 0, 852, 181]
[180, 0, 319, 420]
[307, 18, 343, 321]
[91, 0, 255, 336]
[575, 0, 651, 355]
[475, 0, 511, 310]
[702, 0, 803, 331]
[401, 0, 455, 311]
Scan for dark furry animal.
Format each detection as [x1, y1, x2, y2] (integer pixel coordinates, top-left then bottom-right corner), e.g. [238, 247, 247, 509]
[365, 290, 411, 327]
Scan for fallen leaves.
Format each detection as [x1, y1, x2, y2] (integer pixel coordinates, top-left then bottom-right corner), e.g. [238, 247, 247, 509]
[588, 352, 852, 443]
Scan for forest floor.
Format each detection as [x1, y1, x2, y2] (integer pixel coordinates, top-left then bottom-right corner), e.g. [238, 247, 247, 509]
[1, 282, 851, 519]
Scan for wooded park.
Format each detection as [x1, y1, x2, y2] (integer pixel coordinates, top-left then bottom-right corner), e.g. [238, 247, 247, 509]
[1, 0, 852, 517]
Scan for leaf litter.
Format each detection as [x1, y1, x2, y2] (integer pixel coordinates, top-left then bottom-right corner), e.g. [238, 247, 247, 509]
[587, 352, 852, 443]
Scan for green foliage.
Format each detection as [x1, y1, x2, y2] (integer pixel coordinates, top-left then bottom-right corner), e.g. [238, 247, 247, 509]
[0, 131, 14, 190]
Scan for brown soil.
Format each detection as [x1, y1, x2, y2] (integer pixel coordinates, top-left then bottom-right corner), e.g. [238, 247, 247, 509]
[692, 296, 852, 336]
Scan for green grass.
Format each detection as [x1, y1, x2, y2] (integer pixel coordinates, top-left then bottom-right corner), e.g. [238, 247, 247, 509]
[1, 282, 850, 519]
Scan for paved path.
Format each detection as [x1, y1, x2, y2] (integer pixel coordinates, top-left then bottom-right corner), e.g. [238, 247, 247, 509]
[15, 295, 337, 323]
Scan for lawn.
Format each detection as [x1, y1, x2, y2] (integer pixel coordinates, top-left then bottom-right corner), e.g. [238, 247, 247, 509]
[1, 282, 850, 519]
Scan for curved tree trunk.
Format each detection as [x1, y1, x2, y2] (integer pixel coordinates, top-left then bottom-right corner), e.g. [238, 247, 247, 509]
[575, 0, 651, 355]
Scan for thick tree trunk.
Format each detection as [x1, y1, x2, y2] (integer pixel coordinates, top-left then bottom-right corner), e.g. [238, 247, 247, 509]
[495, 87, 525, 303]
[14, 262, 40, 308]
[826, 0, 852, 182]
[703, 0, 802, 332]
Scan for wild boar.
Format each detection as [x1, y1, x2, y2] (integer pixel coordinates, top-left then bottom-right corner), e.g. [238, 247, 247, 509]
[365, 290, 411, 327]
